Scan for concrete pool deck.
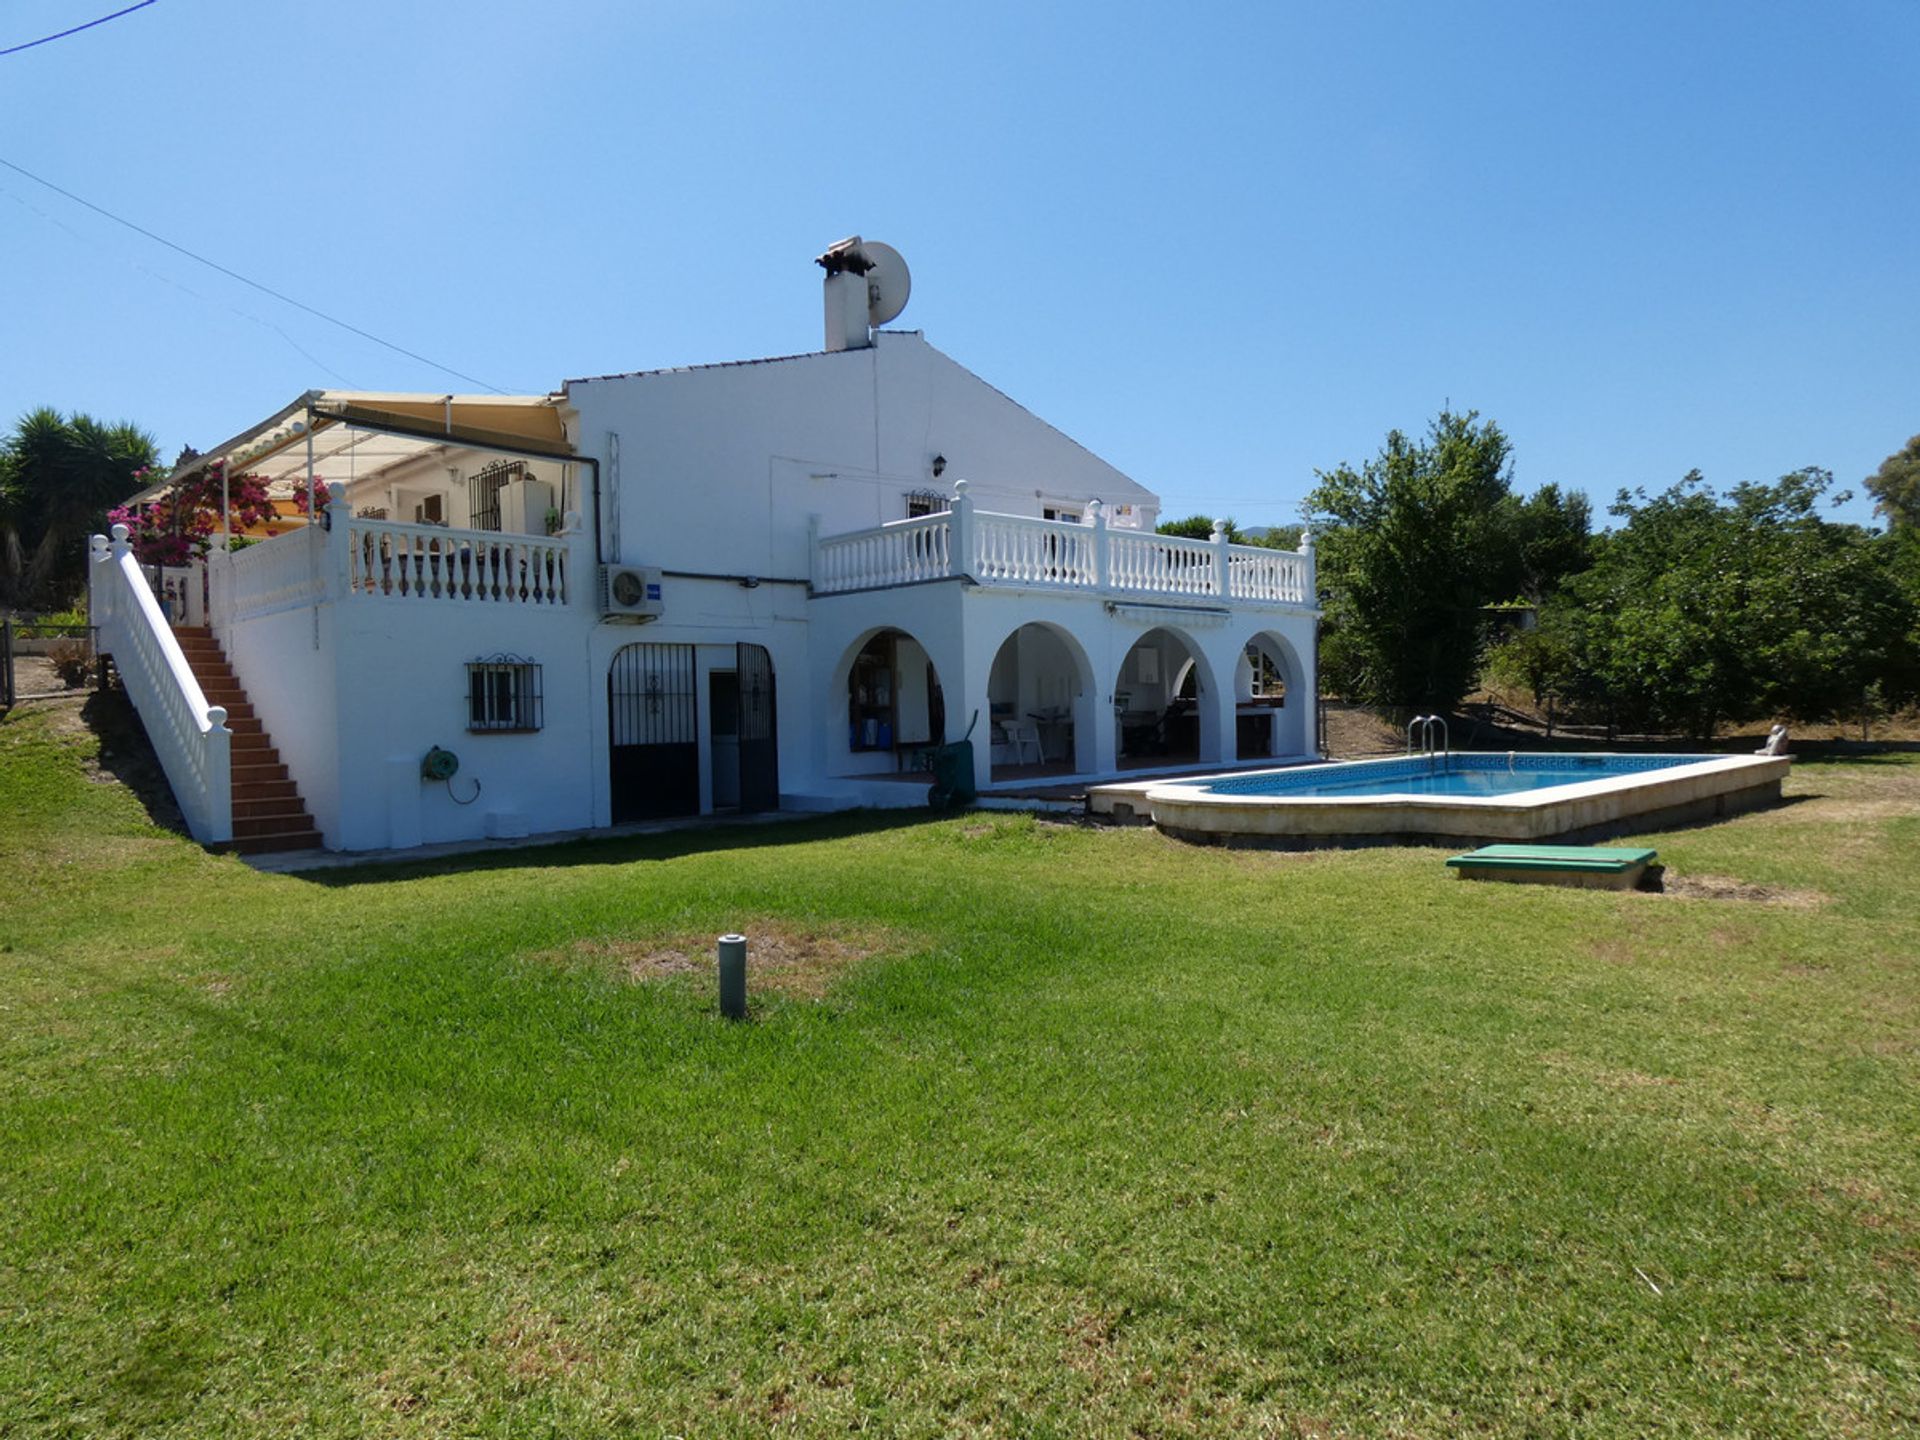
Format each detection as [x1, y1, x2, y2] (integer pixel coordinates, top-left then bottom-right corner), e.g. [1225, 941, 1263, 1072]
[1091, 752, 1793, 844]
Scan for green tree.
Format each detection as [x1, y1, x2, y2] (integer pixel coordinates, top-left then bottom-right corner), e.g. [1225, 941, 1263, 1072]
[1865, 434, 1920, 529]
[0, 407, 160, 609]
[1544, 469, 1917, 736]
[1156, 514, 1242, 542]
[1499, 483, 1592, 603]
[1307, 410, 1523, 712]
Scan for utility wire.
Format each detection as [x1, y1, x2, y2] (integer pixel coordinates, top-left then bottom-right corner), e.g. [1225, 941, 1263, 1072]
[0, 1, 157, 58]
[0, 155, 509, 393]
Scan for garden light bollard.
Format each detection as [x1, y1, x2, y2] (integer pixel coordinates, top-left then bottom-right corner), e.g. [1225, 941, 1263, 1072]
[718, 934, 747, 1020]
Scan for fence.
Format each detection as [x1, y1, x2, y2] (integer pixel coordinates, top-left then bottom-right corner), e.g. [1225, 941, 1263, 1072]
[0, 619, 101, 708]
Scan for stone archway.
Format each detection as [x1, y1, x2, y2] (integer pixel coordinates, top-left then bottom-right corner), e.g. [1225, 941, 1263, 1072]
[830, 627, 948, 777]
[1113, 627, 1219, 767]
[984, 621, 1097, 777]
[1234, 628, 1311, 759]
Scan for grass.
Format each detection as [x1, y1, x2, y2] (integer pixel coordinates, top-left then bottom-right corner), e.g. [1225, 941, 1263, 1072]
[2, 699, 1917, 1437]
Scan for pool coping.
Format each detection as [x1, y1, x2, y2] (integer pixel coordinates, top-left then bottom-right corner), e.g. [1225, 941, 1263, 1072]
[1112, 752, 1792, 843]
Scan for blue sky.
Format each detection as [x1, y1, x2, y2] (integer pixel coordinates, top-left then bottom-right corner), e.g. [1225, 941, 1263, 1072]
[3, 1, 1915, 529]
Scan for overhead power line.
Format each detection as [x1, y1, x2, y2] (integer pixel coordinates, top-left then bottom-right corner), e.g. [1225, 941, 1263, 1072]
[0, 155, 509, 393]
[1, 1, 157, 59]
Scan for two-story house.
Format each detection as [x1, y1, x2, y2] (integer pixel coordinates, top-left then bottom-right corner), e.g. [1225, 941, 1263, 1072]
[90, 243, 1319, 854]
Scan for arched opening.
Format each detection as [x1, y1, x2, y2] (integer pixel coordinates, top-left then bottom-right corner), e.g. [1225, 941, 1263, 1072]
[838, 628, 946, 776]
[986, 622, 1093, 779]
[1235, 630, 1307, 760]
[1114, 628, 1208, 768]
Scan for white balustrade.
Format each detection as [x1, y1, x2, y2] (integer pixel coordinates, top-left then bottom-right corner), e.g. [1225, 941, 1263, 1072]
[1227, 546, 1311, 604]
[812, 496, 1316, 607]
[968, 512, 1099, 587]
[345, 516, 572, 606]
[1107, 530, 1220, 597]
[88, 528, 232, 844]
[230, 528, 327, 621]
[813, 512, 954, 594]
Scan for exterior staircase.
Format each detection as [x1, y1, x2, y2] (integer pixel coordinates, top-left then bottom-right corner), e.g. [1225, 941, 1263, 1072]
[170, 626, 322, 855]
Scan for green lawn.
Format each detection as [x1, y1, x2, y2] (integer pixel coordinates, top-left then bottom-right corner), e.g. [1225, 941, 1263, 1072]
[3, 700, 1917, 1438]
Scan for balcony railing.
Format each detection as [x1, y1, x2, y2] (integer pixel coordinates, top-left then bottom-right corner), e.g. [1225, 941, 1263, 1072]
[214, 488, 583, 625]
[812, 481, 1314, 605]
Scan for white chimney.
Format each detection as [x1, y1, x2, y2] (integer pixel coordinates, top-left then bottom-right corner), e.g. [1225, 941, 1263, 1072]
[816, 235, 875, 352]
[824, 269, 871, 352]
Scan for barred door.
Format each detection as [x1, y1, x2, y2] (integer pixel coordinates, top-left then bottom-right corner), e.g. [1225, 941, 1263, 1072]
[609, 643, 699, 822]
[736, 643, 778, 813]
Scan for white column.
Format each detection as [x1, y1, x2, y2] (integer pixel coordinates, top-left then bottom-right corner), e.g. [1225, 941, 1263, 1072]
[1211, 518, 1231, 599]
[324, 483, 352, 599]
[1090, 499, 1109, 592]
[950, 479, 975, 581]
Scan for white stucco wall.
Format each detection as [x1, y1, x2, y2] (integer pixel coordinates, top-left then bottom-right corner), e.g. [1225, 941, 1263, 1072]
[196, 333, 1318, 851]
[562, 332, 1160, 579]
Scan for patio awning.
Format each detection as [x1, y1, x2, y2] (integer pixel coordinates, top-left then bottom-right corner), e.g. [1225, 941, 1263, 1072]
[126, 390, 577, 504]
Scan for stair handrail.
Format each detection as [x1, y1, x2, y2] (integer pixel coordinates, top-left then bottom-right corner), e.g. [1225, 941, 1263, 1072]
[89, 527, 233, 843]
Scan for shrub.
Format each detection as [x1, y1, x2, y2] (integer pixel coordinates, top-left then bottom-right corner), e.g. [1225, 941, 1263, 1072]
[45, 636, 94, 687]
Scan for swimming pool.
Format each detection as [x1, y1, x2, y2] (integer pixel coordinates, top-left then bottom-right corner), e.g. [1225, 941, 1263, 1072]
[1202, 752, 1709, 800]
[1092, 751, 1791, 844]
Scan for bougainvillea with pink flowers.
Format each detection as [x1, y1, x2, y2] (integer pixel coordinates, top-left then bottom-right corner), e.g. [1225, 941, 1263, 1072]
[107, 460, 328, 567]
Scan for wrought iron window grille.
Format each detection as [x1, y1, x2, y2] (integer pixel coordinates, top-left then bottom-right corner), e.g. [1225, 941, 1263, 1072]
[466, 654, 543, 732]
[467, 459, 525, 533]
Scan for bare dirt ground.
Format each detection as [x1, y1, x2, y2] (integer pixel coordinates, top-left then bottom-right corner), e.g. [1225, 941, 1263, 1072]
[8, 654, 83, 698]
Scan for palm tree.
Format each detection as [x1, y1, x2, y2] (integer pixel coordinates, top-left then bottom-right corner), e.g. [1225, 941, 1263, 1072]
[0, 407, 160, 609]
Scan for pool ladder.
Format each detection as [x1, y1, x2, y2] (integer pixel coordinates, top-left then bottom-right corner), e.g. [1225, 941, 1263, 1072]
[1406, 714, 1450, 769]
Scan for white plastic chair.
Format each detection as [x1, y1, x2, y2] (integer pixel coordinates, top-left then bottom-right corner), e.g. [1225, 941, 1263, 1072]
[1009, 720, 1044, 765]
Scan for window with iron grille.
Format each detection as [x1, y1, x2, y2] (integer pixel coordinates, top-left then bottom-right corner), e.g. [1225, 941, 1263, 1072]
[905, 488, 948, 518]
[467, 460, 524, 532]
[467, 655, 543, 732]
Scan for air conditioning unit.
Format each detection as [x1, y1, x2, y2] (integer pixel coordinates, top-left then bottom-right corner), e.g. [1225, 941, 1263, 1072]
[599, 565, 664, 620]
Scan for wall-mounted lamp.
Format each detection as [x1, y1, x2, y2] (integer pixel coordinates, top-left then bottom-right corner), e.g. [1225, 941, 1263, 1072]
[931, 454, 946, 479]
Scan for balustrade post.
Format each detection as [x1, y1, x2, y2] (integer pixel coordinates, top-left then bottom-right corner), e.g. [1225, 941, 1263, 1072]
[560, 511, 585, 608]
[89, 533, 112, 628]
[324, 483, 351, 599]
[1089, 499, 1110, 591]
[1211, 518, 1231, 598]
[950, 479, 974, 580]
[206, 545, 233, 639]
[204, 706, 233, 844]
[1299, 526, 1315, 605]
[807, 513, 821, 590]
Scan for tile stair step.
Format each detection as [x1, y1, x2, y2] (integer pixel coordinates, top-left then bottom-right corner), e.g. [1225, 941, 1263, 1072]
[233, 794, 301, 817]
[224, 717, 264, 735]
[216, 831, 323, 857]
[234, 791, 297, 814]
[232, 811, 316, 838]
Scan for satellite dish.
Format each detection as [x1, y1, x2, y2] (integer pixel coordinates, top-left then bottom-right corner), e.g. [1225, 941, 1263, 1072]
[862, 242, 911, 327]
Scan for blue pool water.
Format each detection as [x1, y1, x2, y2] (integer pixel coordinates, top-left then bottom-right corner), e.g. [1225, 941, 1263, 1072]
[1204, 752, 1717, 800]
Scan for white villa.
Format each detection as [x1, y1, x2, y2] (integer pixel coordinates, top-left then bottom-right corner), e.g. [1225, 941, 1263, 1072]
[90, 241, 1319, 854]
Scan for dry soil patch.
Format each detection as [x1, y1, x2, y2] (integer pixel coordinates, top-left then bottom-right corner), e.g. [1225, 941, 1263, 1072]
[549, 918, 913, 999]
